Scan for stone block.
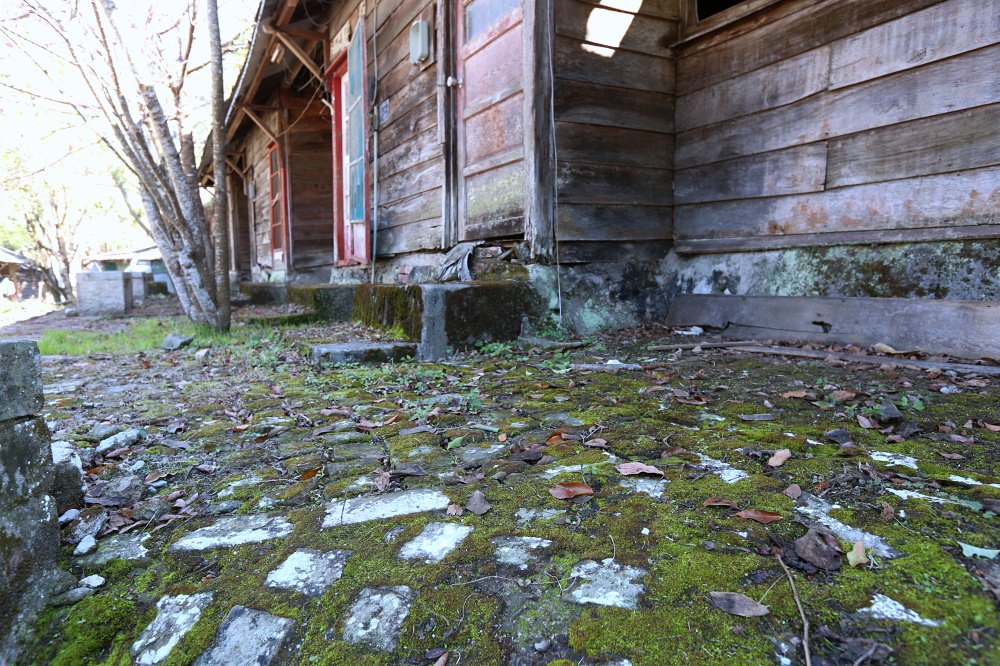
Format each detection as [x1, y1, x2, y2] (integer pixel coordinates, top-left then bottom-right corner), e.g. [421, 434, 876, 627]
[0, 340, 43, 421]
[288, 284, 357, 320]
[125, 271, 148, 306]
[76, 271, 132, 315]
[50, 440, 85, 510]
[1, 417, 52, 502]
[310, 342, 418, 365]
[239, 282, 288, 304]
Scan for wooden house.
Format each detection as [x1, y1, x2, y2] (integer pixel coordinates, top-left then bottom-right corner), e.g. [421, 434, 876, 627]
[213, 0, 999, 354]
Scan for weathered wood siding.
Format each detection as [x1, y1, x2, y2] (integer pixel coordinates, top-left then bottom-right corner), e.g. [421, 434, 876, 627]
[287, 97, 336, 269]
[552, 0, 680, 263]
[244, 109, 283, 279]
[674, 0, 1000, 253]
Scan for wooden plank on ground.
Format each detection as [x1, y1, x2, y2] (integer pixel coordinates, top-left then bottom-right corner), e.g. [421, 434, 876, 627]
[827, 104, 1000, 188]
[725, 345, 1000, 377]
[675, 143, 827, 204]
[665, 294, 1000, 359]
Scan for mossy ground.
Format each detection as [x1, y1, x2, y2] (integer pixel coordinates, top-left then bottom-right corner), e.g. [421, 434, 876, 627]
[19, 311, 1000, 665]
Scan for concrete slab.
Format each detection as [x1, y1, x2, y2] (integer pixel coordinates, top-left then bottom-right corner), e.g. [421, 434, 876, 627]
[131, 592, 213, 665]
[856, 594, 942, 627]
[311, 342, 418, 365]
[342, 586, 413, 652]
[620, 477, 668, 498]
[398, 523, 473, 563]
[265, 549, 352, 596]
[566, 559, 646, 609]
[193, 606, 296, 666]
[493, 536, 553, 570]
[796, 493, 900, 558]
[168, 515, 293, 552]
[323, 489, 450, 528]
[696, 454, 749, 484]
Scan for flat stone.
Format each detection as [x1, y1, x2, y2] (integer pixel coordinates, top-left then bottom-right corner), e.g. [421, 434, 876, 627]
[95, 428, 146, 455]
[493, 536, 553, 570]
[0, 339, 43, 421]
[59, 508, 80, 525]
[796, 493, 900, 558]
[51, 587, 94, 606]
[161, 333, 195, 351]
[73, 535, 97, 557]
[79, 575, 106, 589]
[342, 586, 413, 652]
[566, 558, 646, 609]
[193, 606, 295, 666]
[696, 454, 749, 484]
[85, 423, 124, 441]
[266, 549, 352, 596]
[217, 476, 261, 498]
[620, 476, 668, 498]
[75, 533, 151, 566]
[542, 413, 585, 427]
[886, 488, 982, 510]
[870, 451, 919, 470]
[323, 489, 450, 528]
[514, 508, 564, 526]
[398, 522, 473, 563]
[311, 342, 418, 365]
[131, 592, 214, 665]
[460, 444, 505, 466]
[168, 515, 294, 552]
[856, 594, 942, 627]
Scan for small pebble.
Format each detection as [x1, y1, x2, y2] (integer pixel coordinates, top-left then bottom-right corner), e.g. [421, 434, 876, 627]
[534, 638, 551, 652]
[59, 509, 80, 525]
[79, 575, 106, 589]
[641, 527, 650, 536]
[148, 480, 168, 489]
[73, 535, 97, 557]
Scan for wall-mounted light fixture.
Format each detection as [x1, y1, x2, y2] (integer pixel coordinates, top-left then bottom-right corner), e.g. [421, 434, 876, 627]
[409, 19, 430, 64]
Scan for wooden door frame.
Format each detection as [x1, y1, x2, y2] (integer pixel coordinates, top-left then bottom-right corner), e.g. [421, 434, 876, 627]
[523, 0, 554, 259]
[327, 54, 350, 266]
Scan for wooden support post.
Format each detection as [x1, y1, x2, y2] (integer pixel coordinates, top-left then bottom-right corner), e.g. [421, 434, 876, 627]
[263, 22, 327, 87]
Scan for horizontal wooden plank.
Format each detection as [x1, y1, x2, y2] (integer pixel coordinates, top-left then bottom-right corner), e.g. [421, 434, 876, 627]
[676, 0, 948, 95]
[554, 0, 678, 58]
[377, 218, 443, 255]
[554, 79, 674, 133]
[558, 162, 673, 206]
[380, 187, 443, 229]
[464, 160, 524, 230]
[829, 0, 1000, 90]
[380, 125, 443, 179]
[379, 93, 437, 153]
[465, 92, 524, 167]
[463, 23, 524, 116]
[675, 143, 827, 204]
[379, 155, 444, 205]
[665, 294, 1000, 359]
[827, 104, 1000, 188]
[554, 35, 675, 94]
[556, 122, 673, 169]
[556, 203, 672, 241]
[676, 46, 830, 132]
[674, 223, 1000, 254]
[557, 240, 671, 263]
[675, 166, 1000, 240]
[577, 0, 680, 21]
[677, 45, 1000, 168]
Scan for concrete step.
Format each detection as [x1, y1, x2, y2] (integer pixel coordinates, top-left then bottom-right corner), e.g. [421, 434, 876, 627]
[311, 341, 418, 365]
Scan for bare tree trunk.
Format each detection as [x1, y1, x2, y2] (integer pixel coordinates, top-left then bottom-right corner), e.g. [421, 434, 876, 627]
[207, 0, 230, 330]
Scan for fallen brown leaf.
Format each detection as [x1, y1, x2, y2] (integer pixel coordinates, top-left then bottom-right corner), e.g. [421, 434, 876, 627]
[735, 509, 783, 524]
[297, 467, 322, 480]
[703, 497, 740, 508]
[938, 452, 965, 461]
[708, 591, 770, 617]
[584, 438, 609, 449]
[781, 390, 808, 399]
[549, 482, 594, 500]
[446, 503, 463, 517]
[847, 540, 869, 567]
[767, 449, 792, 467]
[466, 490, 492, 515]
[616, 462, 664, 477]
[783, 484, 802, 500]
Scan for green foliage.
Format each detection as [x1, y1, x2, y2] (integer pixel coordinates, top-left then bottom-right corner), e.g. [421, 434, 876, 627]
[48, 594, 136, 666]
[475, 341, 514, 358]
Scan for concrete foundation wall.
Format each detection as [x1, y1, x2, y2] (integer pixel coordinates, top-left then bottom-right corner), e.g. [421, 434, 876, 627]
[76, 271, 132, 315]
[0, 340, 59, 661]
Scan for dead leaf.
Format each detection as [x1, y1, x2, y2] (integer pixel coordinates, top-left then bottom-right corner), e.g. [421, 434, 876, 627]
[466, 490, 492, 515]
[545, 428, 571, 445]
[739, 413, 774, 421]
[143, 471, 170, 484]
[233, 424, 251, 432]
[616, 462, 664, 477]
[584, 438, 609, 449]
[879, 502, 895, 522]
[708, 591, 770, 617]
[982, 422, 1000, 432]
[433, 651, 449, 666]
[857, 415, 880, 429]
[374, 472, 393, 492]
[104, 447, 131, 459]
[735, 509, 783, 524]
[767, 449, 792, 467]
[832, 390, 857, 402]
[193, 464, 216, 474]
[297, 467, 322, 480]
[319, 407, 352, 417]
[847, 540, 869, 568]
[938, 452, 965, 461]
[703, 497, 740, 508]
[783, 484, 802, 500]
[446, 503, 463, 517]
[782, 390, 808, 399]
[549, 482, 594, 500]
[675, 395, 708, 406]
[794, 528, 842, 571]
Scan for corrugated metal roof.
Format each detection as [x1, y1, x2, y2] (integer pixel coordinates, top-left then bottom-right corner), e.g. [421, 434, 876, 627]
[0, 246, 30, 265]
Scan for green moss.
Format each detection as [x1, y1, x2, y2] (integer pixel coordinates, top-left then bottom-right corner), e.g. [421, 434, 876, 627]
[352, 285, 423, 340]
[44, 594, 137, 666]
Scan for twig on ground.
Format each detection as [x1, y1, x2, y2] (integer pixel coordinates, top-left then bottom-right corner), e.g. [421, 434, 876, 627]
[775, 550, 811, 666]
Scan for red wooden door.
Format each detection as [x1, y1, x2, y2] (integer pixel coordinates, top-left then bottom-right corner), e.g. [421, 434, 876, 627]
[455, 0, 525, 241]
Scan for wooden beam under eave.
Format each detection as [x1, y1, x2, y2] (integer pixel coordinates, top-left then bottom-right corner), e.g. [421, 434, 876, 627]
[242, 106, 279, 144]
[264, 22, 326, 87]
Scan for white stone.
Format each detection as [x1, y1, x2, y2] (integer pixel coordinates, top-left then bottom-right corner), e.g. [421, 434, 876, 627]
[949, 475, 1000, 489]
[796, 493, 900, 558]
[95, 427, 146, 455]
[193, 606, 295, 666]
[132, 593, 213, 665]
[342, 586, 413, 652]
[542, 452, 618, 479]
[515, 508, 564, 526]
[856, 594, 942, 627]
[870, 451, 919, 470]
[217, 476, 261, 498]
[76, 533, 151, 566]
[493, 536, 553, 570]
[73, 535, 97, 556]
[59, 508, 80, 525]
[168, 515, 293, 552]
[265, 549, 352, 596]
[323, 489, 450, 528]
[696, 454, 749, 484]
[51, 440, 83, 470]
[79, 575, 106, 589]
[620, 476, 667, 498]
[399, 522, 473, 563]
[567, 558, 646, 609]
[886, 488, 981, 509]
